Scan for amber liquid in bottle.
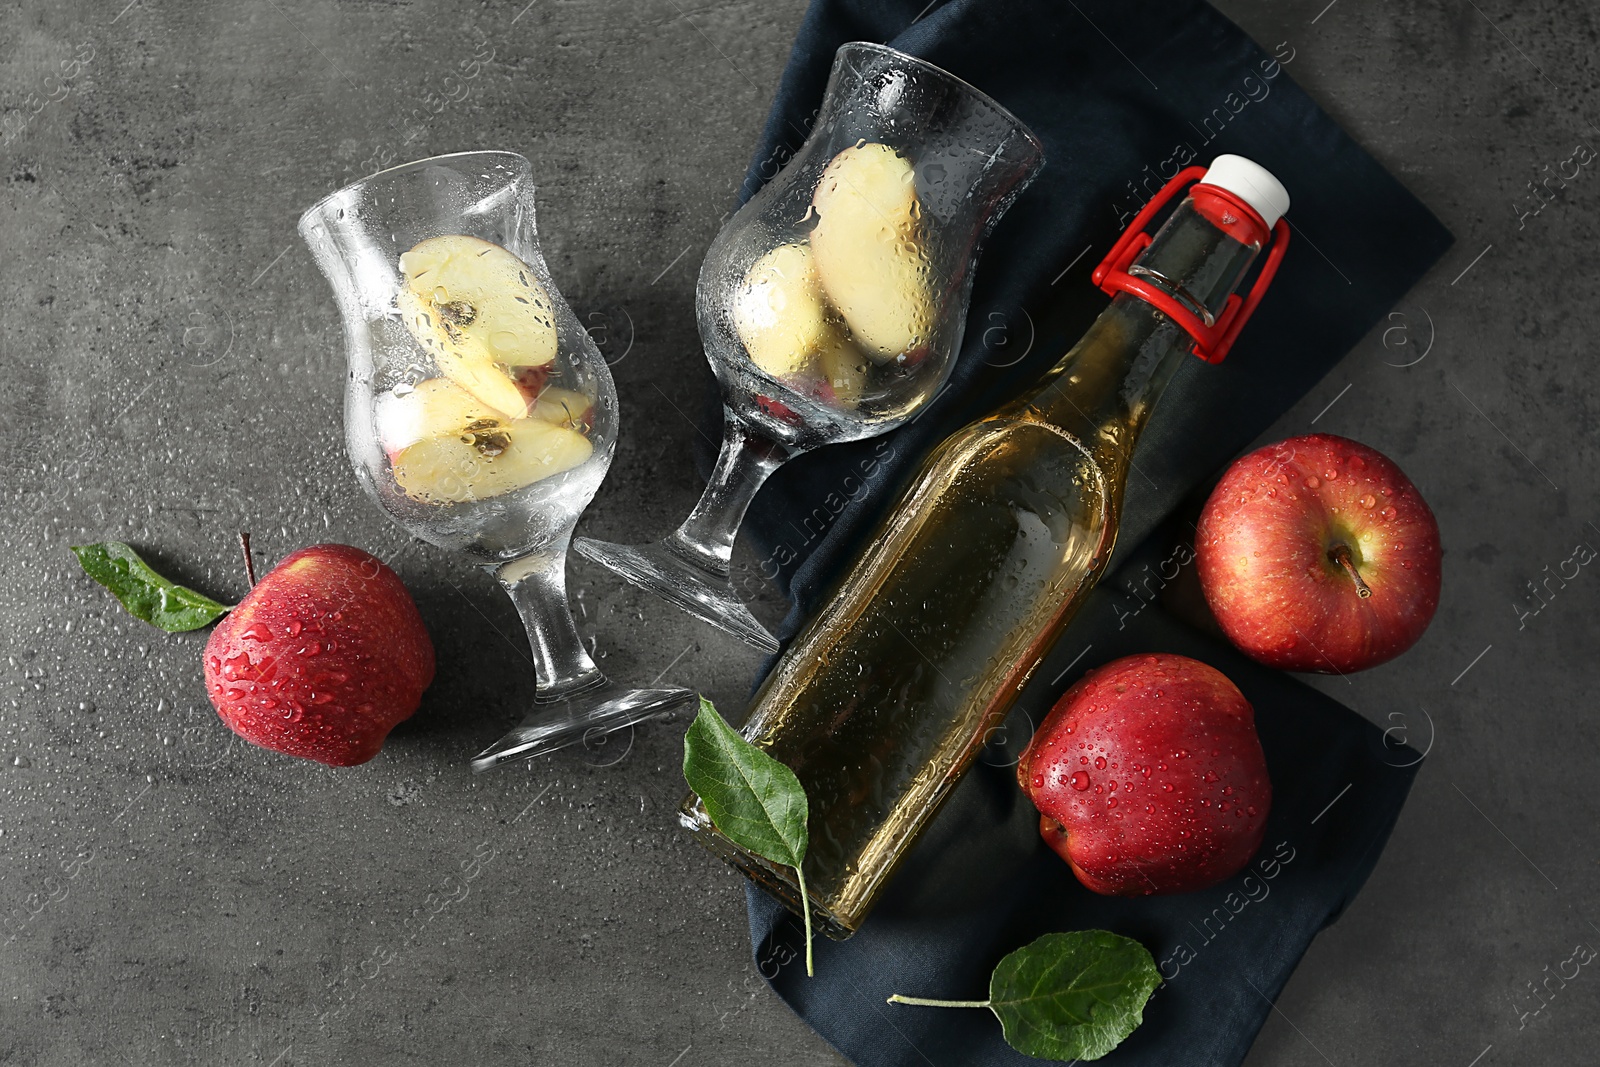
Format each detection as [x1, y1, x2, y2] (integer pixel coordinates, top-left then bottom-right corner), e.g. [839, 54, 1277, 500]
[682, 198, 1267, 938]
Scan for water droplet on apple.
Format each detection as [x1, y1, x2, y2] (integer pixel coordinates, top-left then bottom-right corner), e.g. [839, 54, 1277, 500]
[1069, 771, 1091, 791]
[242, 624, 273, 642]
[1031, 773, 1045, 788]
[286, 620, 302, 637]
[1094, 756, 1106, 770]
[1304, 476, 1320, 489]
[1360, 494, 1377, 509]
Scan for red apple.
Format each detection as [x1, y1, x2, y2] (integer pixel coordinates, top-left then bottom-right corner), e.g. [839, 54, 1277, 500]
[204, 544, 435, 766]
[1017, 654, 1271, 896]
[1195, 434, 1441, 673]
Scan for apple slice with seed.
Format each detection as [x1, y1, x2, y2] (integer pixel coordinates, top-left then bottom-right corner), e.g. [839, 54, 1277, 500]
[375, 378, 496, 458]
[379, 378, 592, 503]
[396, 235, 559, 419]
[392, 417, 592, 504]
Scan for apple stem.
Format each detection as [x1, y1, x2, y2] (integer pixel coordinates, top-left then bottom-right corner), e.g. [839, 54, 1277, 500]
[239, 532, 257, 589]
[1328, 543, 1372, 599]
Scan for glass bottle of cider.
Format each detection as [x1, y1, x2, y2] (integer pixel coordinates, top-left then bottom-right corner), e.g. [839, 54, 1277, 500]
[682, 156, 1292, 939]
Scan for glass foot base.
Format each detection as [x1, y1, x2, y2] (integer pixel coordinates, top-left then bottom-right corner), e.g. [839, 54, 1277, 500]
[471, 680, 695, 771]
[573, 537, 780, 654]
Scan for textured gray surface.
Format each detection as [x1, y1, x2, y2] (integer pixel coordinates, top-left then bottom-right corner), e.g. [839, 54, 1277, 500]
[0, 1, 1595, 1064]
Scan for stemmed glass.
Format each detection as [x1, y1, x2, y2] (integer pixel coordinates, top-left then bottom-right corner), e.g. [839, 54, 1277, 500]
[299, 151, 694, 771]
[575, 42, 1044, 653]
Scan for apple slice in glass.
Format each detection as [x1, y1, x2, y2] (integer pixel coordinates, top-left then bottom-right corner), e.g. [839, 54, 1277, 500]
[397, 234, 559, 418]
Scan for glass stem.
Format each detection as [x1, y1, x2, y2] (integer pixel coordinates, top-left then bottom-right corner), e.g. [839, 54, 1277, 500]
[495, 545, 604, 703]
[667, 414, 794, 579]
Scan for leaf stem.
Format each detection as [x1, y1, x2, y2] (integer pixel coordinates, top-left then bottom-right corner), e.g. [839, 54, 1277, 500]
[886, 994, 992, 1009]
[794, 862, 815, 978]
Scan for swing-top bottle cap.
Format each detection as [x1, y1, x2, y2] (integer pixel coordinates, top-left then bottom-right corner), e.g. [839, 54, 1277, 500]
[1199, 155, 1290, 229]
[1093, 158, 1292, 363]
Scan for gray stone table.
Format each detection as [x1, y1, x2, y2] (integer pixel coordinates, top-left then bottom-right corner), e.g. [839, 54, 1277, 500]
[0, 0, 1594, 1063]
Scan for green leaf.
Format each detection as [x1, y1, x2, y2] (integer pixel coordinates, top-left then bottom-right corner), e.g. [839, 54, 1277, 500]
[988, 931, 1161, 1061]
[888, 930, 1160, 1061]
[683, 696, 808, 867]
[70, 542, 233, 632]
[683, 695, 814, 975]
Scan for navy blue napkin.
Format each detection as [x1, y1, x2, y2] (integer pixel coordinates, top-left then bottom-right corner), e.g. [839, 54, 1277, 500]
[696, 1, 1450, 1063]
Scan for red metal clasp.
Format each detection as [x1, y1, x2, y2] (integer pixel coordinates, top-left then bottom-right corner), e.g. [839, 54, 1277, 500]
[1091, 166, 1290, 364]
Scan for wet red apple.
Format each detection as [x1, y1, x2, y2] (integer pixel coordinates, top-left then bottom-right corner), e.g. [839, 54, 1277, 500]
[1196, 433, 1442, 673]
[1018, 653, 1271, 896]
[204, 544, 435, 766]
